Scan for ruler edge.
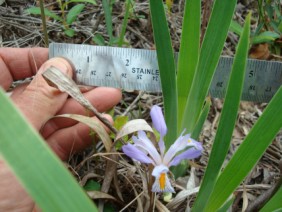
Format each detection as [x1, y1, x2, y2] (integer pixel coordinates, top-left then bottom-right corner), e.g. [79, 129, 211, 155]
[49, 43, 282, 103]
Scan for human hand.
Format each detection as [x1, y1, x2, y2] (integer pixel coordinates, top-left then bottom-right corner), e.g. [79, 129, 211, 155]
[0, 47, 122, 211]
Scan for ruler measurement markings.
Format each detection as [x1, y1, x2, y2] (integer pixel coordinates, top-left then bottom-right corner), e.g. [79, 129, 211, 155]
[49, 43, 282, 102]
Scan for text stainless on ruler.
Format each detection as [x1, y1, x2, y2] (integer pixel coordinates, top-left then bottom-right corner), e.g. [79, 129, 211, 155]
[49, 43, 282, 103]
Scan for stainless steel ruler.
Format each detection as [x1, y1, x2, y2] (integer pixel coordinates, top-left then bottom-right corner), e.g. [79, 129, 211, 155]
[49, 43, 282, 103]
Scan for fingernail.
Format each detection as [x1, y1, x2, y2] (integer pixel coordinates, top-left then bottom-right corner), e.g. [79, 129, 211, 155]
[40, 57, 73, 76]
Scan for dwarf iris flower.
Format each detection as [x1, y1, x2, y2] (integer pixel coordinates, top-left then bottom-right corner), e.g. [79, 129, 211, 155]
[122, 105, 203, 193]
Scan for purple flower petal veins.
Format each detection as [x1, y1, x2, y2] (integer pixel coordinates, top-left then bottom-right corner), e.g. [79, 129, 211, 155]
[133, 131, 162, 165]
[169, 146, 203, 167]
[122, 105, 203, 193]
[122, 143, 154, 164]
[163, 132, 190, 165]
[150, 105, 167, 137]
[150, 105, 167, 155]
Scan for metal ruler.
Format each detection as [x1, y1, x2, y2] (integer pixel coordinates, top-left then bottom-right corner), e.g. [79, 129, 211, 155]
[49, 43, 282, 103]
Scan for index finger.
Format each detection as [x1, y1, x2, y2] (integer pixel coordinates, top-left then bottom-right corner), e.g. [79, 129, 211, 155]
[0, 48, 48, 90]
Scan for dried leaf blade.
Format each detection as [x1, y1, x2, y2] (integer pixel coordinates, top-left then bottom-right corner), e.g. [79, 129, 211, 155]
[55, 114, 112, 152]
[115, 119, 153, 141]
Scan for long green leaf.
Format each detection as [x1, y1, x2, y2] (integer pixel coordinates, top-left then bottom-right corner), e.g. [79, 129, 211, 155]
[260, 186, 282, 212]
[150, 0, 177, 146]
[181, 0, 237, 132]
[217, 195, 235, 212]
[205, 86, 282, 211]
[192, 13, 251, 211]
[118, 0, 131, 47]
[102, 0, 114, 45]
[177, 0, 200, 132]
[0, 89, 97, 211]
[191, 97, 211, 140]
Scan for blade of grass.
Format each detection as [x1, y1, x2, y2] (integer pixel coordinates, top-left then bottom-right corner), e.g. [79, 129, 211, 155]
[191, 97, 211, 140]
[38, 0, 49, 46]
[217, 195, 235, 212]
[0, 89, 97, 211]
[177, 0, 200, 132]
[149, 0, 177, 146]
[181, 0, 237, 133]
[102, 0, 113, 45]
[260, 186, 282, 212]
[205, 86, 282, 211]
[118, 0, 131, 47]
[192, 13, 251, 211]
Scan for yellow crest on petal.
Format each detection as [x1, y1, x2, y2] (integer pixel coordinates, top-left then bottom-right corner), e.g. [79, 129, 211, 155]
[159, 173, 166, 190]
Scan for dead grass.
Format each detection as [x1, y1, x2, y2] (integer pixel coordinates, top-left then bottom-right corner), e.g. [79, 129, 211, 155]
[1, 0, 281, 211]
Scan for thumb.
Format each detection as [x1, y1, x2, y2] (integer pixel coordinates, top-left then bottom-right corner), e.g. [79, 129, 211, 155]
[11, 57, 74, 130]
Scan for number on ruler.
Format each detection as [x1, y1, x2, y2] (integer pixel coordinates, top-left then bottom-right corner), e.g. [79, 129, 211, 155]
[249, 85, 255, 91]
[76, 69, 82, 74]
[249, 70, 254, 78]
[265, 86, 272, 92]
[125, 59, 130, 66]
[91, 70, 96, 76]
[216, 81, 223, 87]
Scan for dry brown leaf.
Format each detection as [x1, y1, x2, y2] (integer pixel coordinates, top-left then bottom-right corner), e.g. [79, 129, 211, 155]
[249, 43, 270, 60]
[166, 187, 200, 210]
[42, 66, 118, 135]
[186, 167, 196, 190]
[115, 119, 153, 141]
[156, 199, 170, 212]
[99, 153, 118, 211]
[79, 173, 102, 187]
[55, 114, 112, 152]
[242, 185, 249, 212]
[87, 190, 118, 201]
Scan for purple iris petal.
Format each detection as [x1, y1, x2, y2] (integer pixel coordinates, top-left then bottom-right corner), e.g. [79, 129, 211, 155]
[186, 137, 203, 149]
[158, 137, 165, 156]
[163, 133, 191, 165]
[150, 105, 167, 138]
[122, 143, 155, 164]
[133, 131, 162, 165]
[168, 146, 203, 167]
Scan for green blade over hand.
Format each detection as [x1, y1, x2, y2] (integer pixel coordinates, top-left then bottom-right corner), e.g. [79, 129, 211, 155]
[0, 88, 97, 212]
